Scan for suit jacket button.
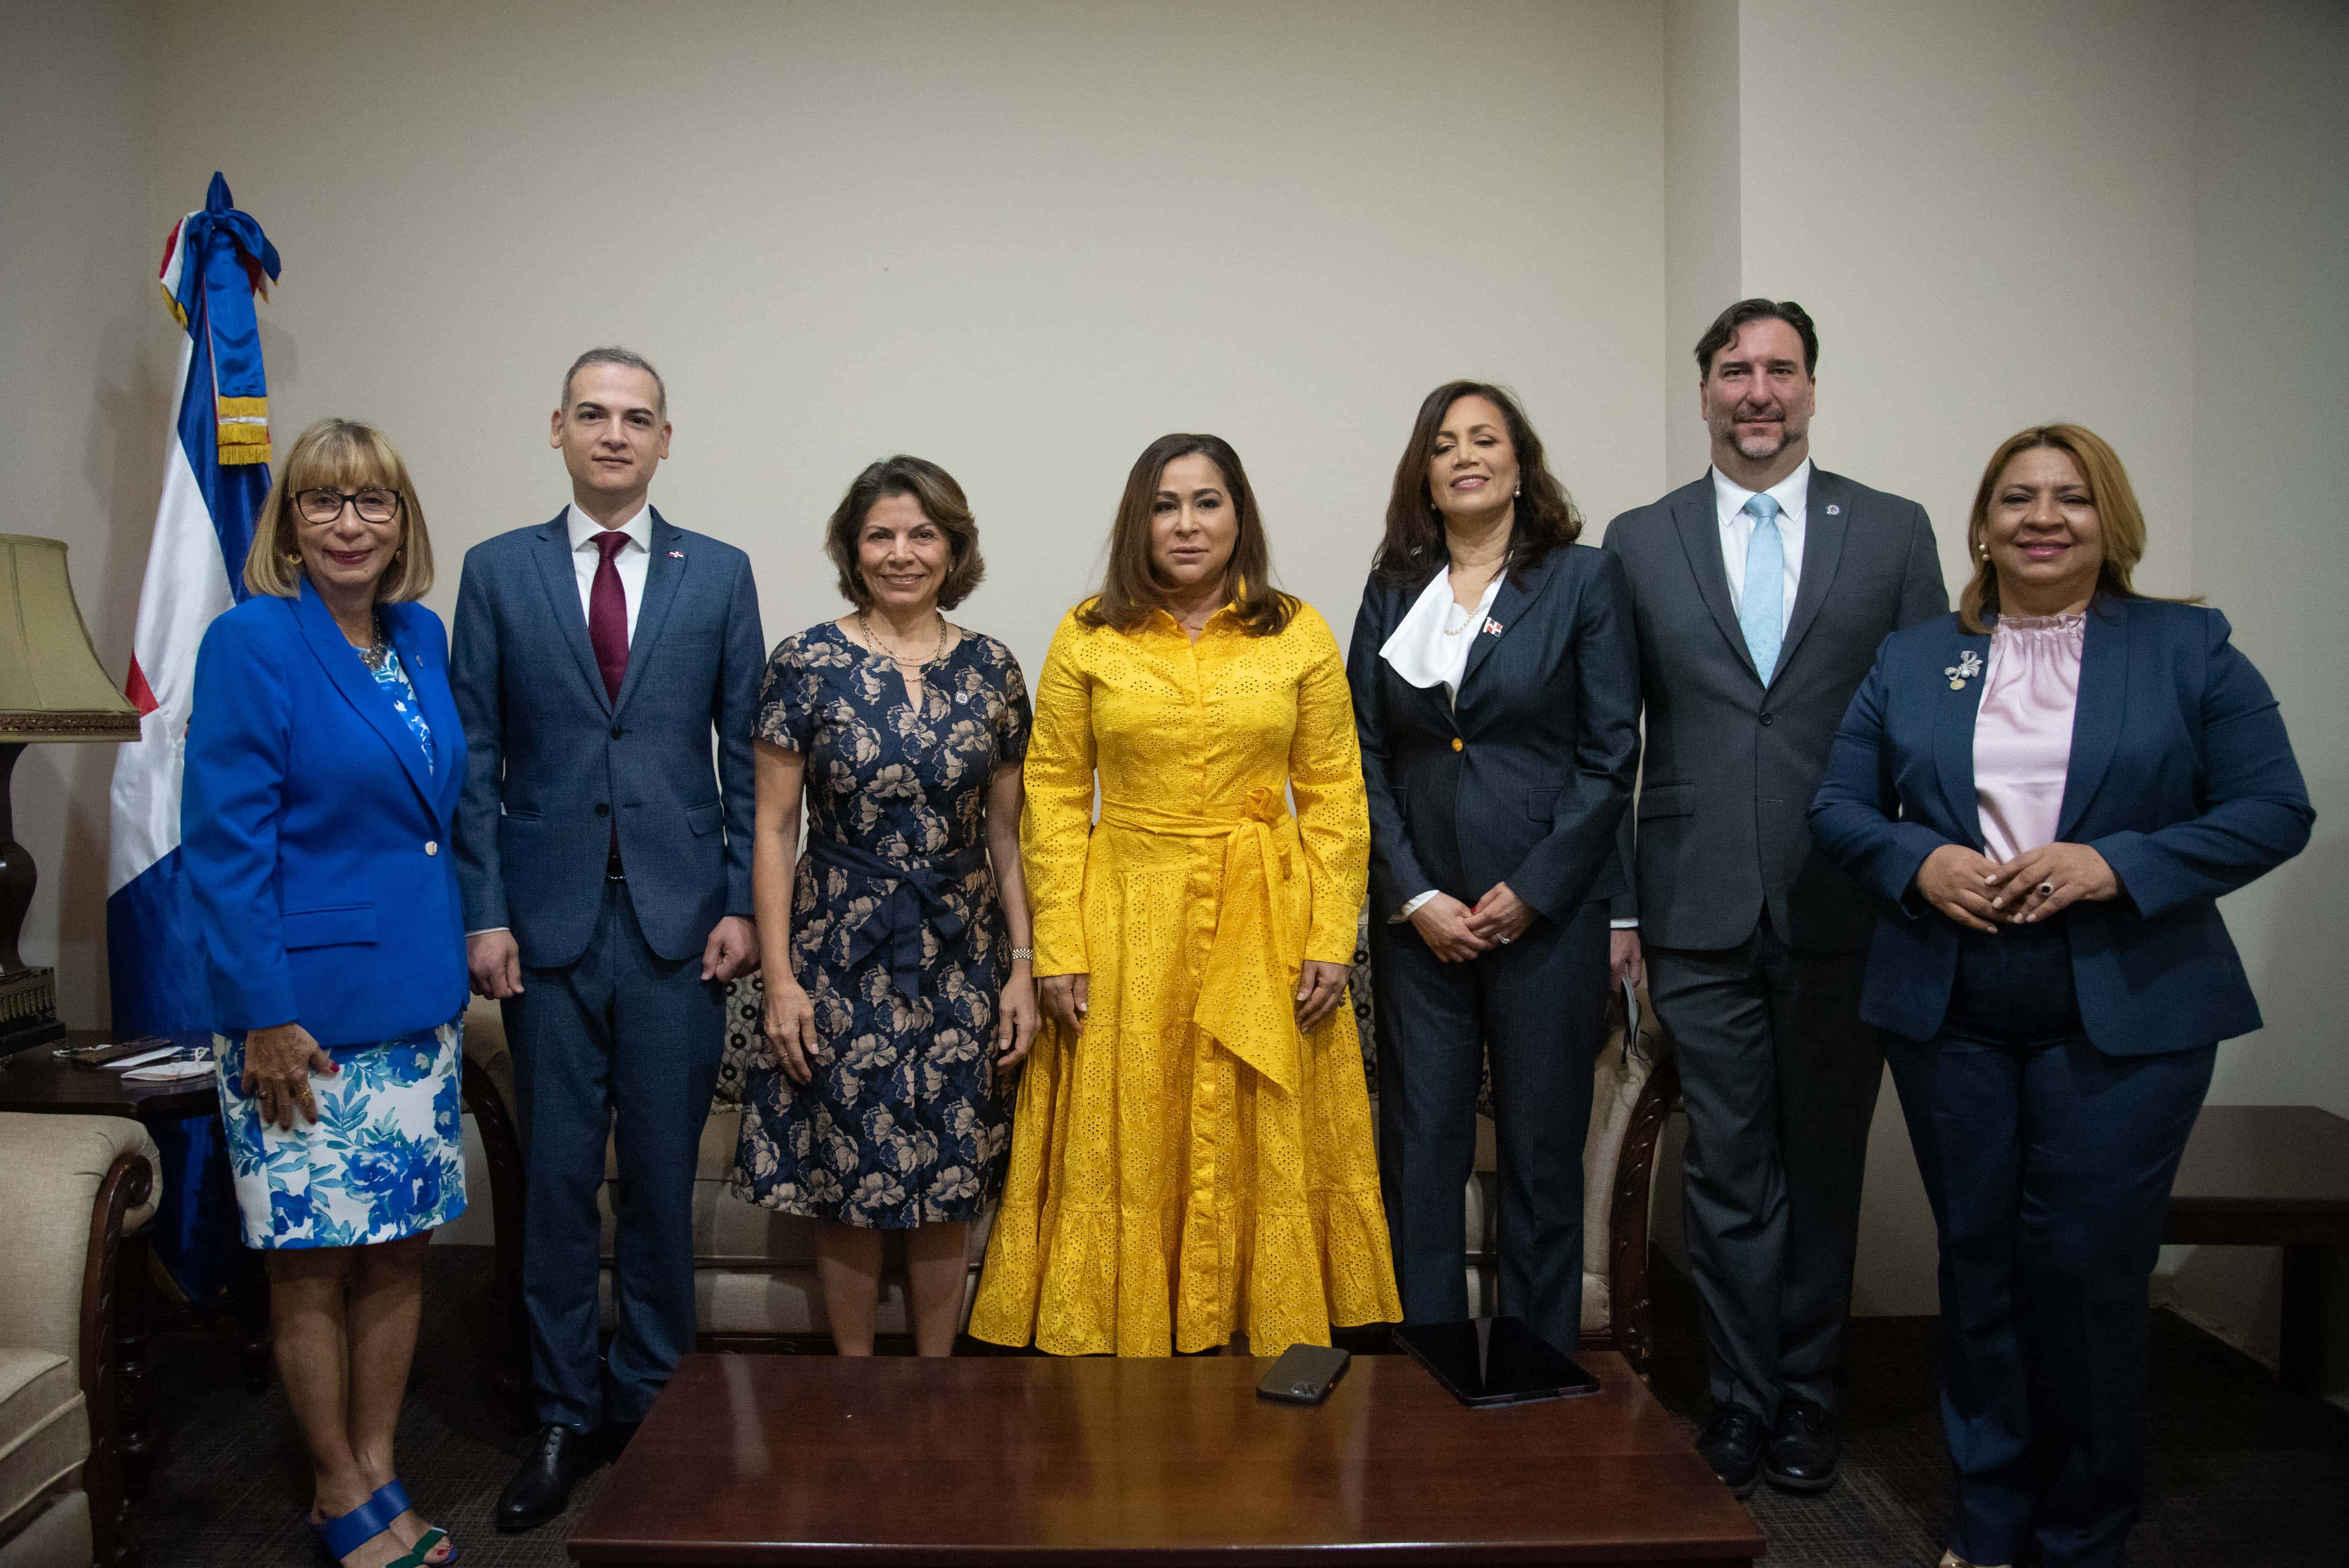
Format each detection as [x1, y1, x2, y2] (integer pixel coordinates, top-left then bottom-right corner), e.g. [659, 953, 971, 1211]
[596, 803, 610, 817]
[1451, 737, 1464, 752]
[425, 841, 439, 856]
[611, 724, 624, 739]
[1759, 711, 1775, 726]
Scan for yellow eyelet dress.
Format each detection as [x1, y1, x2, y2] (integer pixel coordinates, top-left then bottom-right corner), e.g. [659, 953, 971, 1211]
[969, 599, 1402, 1356]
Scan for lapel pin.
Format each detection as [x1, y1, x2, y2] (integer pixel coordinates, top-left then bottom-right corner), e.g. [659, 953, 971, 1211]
[668, 550, 685, 558]
[1484, 618, 1505, 636]
[1825, 504, 1841, 515]
[1945, 650, 1982, 691]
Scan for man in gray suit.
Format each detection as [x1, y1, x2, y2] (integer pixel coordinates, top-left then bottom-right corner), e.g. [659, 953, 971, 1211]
[1603, 301, 1945, 1498]
[452, 348, 763, 1531]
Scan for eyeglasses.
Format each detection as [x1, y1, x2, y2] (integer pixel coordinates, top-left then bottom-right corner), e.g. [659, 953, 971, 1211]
[296, 487, 401, 525]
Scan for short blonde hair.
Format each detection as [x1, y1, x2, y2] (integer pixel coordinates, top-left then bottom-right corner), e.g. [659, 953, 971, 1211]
[244, 418, 434, 602]
[1958, 423, 2167, 632]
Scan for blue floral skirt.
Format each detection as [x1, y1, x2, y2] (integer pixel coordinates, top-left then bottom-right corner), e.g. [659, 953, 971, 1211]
[213, 1018, 468, 1250]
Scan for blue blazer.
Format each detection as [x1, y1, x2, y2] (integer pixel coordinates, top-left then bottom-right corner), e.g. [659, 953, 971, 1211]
[1346, 543, 1641, 922]
[182, 584, 468, 1046]
[449, 508, 761, 968]
[1809, 597, 2313, 1054]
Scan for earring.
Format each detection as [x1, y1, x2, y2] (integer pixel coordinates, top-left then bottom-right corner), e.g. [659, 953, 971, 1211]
[1513, 483, 1522, 497]
[283, 552, 301, 566]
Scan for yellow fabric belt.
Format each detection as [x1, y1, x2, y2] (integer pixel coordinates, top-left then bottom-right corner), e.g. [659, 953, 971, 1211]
[1097, 788, 1304, 1093]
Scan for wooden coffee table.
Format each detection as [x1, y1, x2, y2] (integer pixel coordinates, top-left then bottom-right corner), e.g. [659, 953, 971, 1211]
[568, 1350, 1765, 1566]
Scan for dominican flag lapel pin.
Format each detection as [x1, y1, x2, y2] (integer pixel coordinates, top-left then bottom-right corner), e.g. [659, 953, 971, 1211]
[1484, 618, 1505, 636]
[668, 550, 685, 558]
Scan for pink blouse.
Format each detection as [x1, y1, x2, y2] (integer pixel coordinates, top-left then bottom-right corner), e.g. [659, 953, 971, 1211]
[1973, 611, 2086, 864]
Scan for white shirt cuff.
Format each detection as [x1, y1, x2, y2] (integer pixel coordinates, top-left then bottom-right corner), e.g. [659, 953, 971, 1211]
[1609, 918, 1639, 930]
[465, 927, 511, 937]
[1391, 890, 1440, 923]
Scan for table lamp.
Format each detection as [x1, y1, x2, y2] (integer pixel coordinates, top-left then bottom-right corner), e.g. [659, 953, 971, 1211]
[0, 535, 140, 1059]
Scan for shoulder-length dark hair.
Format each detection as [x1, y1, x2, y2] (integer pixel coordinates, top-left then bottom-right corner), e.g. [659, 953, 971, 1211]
[1371, 381, 1582, 586]
[823, 455, 986, 611]
[1078, 433, 1298, 638]
[1957, 423, 2182, 632]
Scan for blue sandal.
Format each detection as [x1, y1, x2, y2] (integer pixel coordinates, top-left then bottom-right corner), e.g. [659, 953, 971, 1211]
[312, 1480, 457, 1567]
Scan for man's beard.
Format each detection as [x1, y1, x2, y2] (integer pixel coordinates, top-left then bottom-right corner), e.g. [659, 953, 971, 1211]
[1717, 406, 1798, 460]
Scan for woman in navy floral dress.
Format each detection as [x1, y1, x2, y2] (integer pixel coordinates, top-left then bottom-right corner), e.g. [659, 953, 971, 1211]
[736, 456, 1037, 1356]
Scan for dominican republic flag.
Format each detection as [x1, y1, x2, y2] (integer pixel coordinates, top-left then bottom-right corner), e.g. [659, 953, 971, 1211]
[107, 174, 280, 1040]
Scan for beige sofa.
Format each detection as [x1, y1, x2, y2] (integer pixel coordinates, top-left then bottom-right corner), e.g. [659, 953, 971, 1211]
[0, 1114, 159, 1568]
[460, 914, 1678, 1370]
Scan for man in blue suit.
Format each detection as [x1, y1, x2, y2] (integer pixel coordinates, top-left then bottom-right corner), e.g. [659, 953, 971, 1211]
[452, 348, 762, 1532]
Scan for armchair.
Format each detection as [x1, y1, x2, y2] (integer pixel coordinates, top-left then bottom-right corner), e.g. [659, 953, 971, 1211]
[0, 1113, 160, 1568]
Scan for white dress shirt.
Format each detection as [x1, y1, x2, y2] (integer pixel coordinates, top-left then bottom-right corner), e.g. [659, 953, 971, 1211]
[1380, 569, 1506, 921]
[566, 501, 651, 643]
[1710, 458, 1811, 636]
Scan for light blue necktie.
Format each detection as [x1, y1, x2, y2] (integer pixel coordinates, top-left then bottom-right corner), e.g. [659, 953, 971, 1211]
[1738, 493, 1784, 683]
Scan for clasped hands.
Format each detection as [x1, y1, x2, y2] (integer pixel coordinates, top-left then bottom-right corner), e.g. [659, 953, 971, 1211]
[1913, 842, 2121, 934]
[1408, 882, 1536, 964]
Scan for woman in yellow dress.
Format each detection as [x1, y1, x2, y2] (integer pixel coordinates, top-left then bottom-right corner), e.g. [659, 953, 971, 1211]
[970, 433, 1402, 1357]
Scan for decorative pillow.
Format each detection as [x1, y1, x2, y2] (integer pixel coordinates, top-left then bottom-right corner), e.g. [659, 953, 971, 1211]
[715, 974, 766, 1107]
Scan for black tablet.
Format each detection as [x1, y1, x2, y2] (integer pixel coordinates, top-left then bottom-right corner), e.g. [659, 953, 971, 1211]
[1392, 1316, 1603, 1408]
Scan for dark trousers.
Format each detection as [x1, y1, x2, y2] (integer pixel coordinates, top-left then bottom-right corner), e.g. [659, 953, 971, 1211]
[1371, 901, 1607, 1354]
[507, 879, 725, 1430]
[1886, 920, 2213, 1568]
[1647, 914, 1879, 1421]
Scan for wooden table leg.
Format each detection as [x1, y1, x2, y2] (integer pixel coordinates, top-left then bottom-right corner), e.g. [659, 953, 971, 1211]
[232, 1247, 272, 1391]
[2279, 1244, 2323, 1394]
[115, 1230, 158, 1499]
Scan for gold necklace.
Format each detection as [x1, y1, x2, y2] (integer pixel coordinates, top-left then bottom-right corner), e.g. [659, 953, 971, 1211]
[858, 608, 948, 667]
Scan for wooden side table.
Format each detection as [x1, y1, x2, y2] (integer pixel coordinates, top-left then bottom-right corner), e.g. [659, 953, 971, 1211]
[0, 1030, 266, 1488]
[2165, 1103, 2349, 1394]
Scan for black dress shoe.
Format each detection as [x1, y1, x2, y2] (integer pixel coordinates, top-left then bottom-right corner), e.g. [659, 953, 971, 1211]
[1763, 1396, 1840, 1493]
[497, 1423, 601, 1533]
[1696, 1404, 1768, 1498]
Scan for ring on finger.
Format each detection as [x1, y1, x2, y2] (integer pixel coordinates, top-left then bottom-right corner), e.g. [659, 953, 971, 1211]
[2037, 881, 2054, 896]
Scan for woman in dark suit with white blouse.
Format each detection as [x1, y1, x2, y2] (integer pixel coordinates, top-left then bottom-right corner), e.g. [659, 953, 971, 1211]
[1810, 424, 2312, 1568]
[1346, 381, 1640, 1355]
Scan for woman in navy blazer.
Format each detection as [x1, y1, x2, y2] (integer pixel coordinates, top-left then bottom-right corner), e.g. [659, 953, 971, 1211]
[1810, 426, 2311, 1568]
[182, 420, 467, 1568]
[1347, 382, 1640, 1356]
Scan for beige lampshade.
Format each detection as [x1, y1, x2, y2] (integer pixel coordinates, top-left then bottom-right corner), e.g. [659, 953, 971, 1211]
[0, 535, 140, 743]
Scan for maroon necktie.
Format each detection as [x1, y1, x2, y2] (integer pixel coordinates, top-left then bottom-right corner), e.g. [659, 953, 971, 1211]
[589, 531, 631, 701]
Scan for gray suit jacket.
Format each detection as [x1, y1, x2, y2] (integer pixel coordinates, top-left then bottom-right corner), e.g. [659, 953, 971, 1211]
[1603, 468, 1945, 953]
[451, 507, 763, 969]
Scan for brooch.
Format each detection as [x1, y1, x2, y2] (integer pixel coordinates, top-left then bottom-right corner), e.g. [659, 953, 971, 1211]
[1484, 618, 1505, 636]
[1945, 650, 1982, 691]
[1825, 504, 1841, 515]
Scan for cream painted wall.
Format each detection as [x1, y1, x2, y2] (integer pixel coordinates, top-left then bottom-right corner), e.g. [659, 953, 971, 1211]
[15, 0, 1673, 1028]
[1, 1, 161, 1032]
[2175, 0, 2349, 1393]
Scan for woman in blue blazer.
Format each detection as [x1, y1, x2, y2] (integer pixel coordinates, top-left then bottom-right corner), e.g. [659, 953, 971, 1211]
[182, 419, 468, 1568]
[1810, 425, 2312, 1568]
[1347, 382, 1640, 1355]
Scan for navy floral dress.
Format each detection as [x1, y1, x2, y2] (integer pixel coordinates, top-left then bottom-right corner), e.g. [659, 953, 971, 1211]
[734, 623, 1031, 1228]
